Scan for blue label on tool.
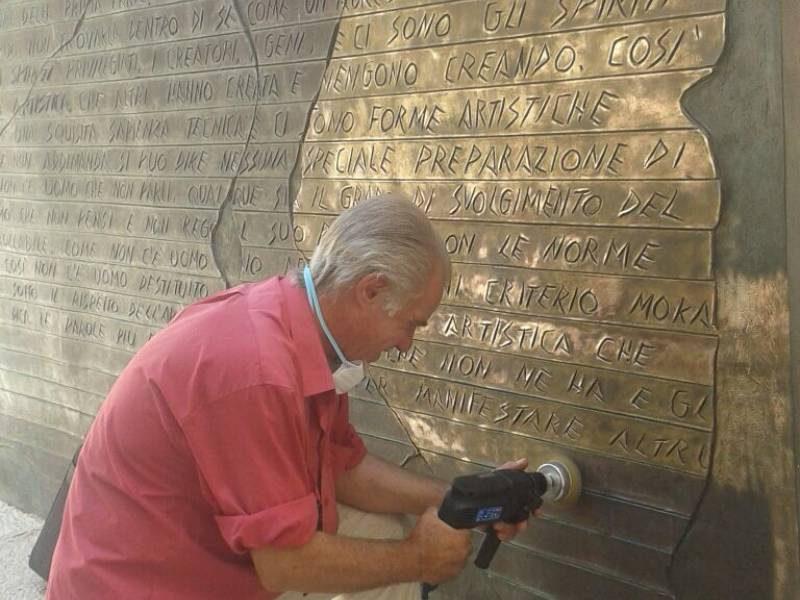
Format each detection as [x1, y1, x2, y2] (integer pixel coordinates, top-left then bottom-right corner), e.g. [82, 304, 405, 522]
[475, 507, 503, 522]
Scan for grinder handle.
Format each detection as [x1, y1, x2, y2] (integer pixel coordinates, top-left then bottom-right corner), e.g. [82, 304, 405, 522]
[474, 528, 502, 569]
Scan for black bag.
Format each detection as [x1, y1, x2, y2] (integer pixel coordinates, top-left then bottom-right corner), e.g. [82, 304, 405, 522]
[28, 444, 82, 580]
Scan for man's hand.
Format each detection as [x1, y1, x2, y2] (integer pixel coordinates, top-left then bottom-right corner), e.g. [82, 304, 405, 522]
[407, 507, 472, 584]
[492, 458, 541, 541]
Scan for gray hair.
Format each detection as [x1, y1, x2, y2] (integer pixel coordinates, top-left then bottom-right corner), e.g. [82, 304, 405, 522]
[307, 195, 450, 313]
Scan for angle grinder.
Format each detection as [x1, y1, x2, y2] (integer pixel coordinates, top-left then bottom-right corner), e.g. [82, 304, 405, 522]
[421, 457, 582, 598]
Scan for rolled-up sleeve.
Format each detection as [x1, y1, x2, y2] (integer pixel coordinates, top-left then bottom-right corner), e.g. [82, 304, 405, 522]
[180, 385, 318, 554]
[214, 494, 317, 554]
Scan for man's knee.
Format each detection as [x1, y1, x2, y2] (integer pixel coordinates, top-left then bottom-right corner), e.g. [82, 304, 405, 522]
[336, 504, 411, 541]
[278, 506, 417, 600]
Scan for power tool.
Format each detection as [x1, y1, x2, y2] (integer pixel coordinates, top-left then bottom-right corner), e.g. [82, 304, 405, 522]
[421, 458, 582, 599]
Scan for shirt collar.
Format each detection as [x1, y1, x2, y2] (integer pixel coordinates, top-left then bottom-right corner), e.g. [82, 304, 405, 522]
[278, 276, 336, 397]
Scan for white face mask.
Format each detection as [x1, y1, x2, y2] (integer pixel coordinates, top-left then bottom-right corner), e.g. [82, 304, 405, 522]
[303, 266, 366, 394]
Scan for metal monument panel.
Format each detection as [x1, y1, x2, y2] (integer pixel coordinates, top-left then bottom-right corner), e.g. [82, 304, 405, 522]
[292, 1, 725, 597]
[0, 0, 726, 597]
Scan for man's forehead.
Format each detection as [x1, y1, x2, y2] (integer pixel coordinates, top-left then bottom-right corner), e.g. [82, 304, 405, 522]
[399, 266, 444, 320]
[414, 289, 442, 323]
[400, 293, 437, 323]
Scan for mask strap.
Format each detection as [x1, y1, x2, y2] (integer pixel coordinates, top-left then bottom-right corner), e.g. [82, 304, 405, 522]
[303, 266, 349, 366]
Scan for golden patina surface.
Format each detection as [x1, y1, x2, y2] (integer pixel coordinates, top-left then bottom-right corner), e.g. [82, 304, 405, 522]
[292, 1, 726, 594]
[376, 341, 713, 429]
[371, 366, 711, 475]
[0, 0, 733, 596]
[295, 179, 721, 228]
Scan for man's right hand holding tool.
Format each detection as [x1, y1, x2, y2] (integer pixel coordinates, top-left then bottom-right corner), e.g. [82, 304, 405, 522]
[408, 506, 473, 585]
[413, 456, 582, 598]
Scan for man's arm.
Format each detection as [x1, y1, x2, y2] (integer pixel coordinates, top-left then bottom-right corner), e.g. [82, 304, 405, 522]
[251, 507, 471, 594]
[335, 452, 448, 515]
[337, 454, 535, 542]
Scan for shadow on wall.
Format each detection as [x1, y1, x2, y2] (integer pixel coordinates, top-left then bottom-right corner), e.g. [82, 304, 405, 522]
[674, 1, 788, 597]
[671, 480, 774, 600]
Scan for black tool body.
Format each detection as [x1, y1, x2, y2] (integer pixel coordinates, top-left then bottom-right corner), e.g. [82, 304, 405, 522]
[438, 469, 546, 568]
[420, 469, 547, 599]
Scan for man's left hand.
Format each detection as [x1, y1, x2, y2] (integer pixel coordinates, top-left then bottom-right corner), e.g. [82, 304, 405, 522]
[492, 458, 541, 541]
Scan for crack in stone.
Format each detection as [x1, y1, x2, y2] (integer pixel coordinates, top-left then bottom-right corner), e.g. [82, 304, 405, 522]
[0, 6, 89, 141]
[282, 10, 428, 469]
[207, 4, 429, 468]
[208, 0, 262, 289]
[382, 390, 423, 468]
[286, 16, 345, 265]
[667, 365, 717, 593]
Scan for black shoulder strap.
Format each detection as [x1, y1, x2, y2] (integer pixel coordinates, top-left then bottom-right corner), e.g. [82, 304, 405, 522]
[28, 443, 82, 581]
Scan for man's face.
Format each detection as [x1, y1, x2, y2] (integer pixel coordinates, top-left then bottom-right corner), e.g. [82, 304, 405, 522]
[360, 266, 444, 363]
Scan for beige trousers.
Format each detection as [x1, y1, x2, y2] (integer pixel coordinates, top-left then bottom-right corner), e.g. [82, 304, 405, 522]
[278, 505, 420, 600]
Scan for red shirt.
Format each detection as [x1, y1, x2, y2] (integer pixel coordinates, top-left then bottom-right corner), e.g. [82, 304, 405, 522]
[48, 277, 366, 599]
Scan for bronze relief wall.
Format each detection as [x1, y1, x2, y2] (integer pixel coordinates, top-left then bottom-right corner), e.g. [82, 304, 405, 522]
[1, 0, 797, 598]
[288, 3, 724, 598]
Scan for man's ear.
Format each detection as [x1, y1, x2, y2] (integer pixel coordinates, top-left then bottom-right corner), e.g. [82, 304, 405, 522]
[354, 272, 390, 307]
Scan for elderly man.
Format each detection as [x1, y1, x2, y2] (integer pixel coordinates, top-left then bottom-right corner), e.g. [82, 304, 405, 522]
[48, 196, 530, 599]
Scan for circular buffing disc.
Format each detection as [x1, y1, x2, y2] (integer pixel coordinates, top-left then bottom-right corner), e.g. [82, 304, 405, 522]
[536, 456, 582, 508]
